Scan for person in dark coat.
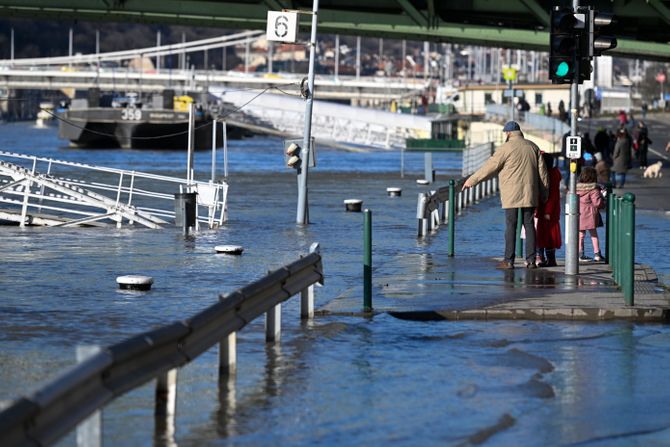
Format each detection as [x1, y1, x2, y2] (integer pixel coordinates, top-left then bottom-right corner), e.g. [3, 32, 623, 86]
[634, 121, 652, 168]
[594, 128, 610, 162]
[612, 128, 632, 188]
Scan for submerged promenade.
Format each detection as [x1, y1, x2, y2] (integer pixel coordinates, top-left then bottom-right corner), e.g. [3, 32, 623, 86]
[322, 150, 670, 322]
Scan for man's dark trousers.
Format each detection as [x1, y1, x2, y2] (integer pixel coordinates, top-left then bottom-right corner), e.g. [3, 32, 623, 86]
[504, 207, 536, 263]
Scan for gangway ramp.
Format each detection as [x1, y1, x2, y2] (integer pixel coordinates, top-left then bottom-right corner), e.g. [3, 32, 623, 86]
[0, 152, 228, 229]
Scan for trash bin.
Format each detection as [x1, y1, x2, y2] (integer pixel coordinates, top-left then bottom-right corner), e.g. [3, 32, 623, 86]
[174, 192, 197, 232]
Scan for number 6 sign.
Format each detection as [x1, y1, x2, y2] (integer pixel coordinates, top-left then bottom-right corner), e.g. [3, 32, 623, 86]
[266, 11, 299, 43]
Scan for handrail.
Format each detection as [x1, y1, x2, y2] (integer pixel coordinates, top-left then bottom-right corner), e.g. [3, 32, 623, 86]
[0, 245, 324, 447]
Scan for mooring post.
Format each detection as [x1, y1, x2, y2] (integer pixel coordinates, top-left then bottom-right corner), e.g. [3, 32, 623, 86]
[363, 208, 372, 312]
[76, 345, 102, 447]
[448, 179, 455, 257]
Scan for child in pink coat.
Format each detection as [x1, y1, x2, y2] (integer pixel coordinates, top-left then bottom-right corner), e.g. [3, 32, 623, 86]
[576, 166, 606, 262]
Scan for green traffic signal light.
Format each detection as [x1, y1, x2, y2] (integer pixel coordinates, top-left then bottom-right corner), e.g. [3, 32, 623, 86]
[555, 61, 570, 77]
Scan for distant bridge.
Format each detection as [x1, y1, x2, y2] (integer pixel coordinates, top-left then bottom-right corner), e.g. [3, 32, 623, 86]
[0, 30, 427, 101]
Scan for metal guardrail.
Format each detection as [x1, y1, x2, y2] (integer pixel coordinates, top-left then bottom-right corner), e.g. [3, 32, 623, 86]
[0, 151, 228, 228]
[0, 244, 324, 447]
[462, 142, 495, 177]
[607, 191, 636, 305]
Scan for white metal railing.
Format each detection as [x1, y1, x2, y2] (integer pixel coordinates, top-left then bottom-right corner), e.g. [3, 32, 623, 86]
[485, 104, 569, 135]
[462, 142, 495, 177]
[0, 151, 228, 229]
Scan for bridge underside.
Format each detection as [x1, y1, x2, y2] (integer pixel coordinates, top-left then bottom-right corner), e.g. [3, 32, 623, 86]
[1, 0, 670, 60]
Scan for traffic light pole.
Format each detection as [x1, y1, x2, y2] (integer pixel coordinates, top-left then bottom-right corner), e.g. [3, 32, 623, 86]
[297, 0, 319, 225]
[565, 0, 580, 276]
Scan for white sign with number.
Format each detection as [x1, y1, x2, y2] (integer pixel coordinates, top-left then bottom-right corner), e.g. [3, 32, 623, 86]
[266, 11, 299, 43]
[566, 136, 582, 159]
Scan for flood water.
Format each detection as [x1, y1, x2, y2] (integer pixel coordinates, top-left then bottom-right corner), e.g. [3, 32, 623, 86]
[1, 122, 669, 446]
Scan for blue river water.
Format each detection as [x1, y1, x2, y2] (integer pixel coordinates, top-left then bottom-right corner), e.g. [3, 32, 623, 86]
[0, 122, 669, 446]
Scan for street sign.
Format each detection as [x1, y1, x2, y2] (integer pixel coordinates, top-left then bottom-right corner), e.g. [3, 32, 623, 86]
[566, 136, 582, 159]
[502, 66, 517, 81]
[503, 89, 524, 98]
[266, 11, 299, 43]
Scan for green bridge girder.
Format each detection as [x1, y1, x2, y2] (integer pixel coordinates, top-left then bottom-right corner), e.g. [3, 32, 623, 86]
[0, 0, 669, 60]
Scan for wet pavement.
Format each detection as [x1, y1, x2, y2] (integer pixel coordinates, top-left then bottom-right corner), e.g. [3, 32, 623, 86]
[320, 255, 670, 321]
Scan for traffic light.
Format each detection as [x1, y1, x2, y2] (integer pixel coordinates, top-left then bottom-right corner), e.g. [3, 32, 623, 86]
[574, 7, 617, 83]
[584, 7, 617, 57]
[286, 142, 301, 169]
[550, 7, 582, 84]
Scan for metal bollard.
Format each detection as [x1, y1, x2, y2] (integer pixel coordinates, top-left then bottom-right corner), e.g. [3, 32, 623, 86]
[363, 209, 372, 312]
[448, 179, 455, 257]
[610, 194, 618, 279]
[622, 193, 636, 306]
[474, 183, 480, 202]
[615, 196, 622, 285]
[457, 190, 463, 213]
[605, 185, 613, 263]
[515, 208, 523, 260]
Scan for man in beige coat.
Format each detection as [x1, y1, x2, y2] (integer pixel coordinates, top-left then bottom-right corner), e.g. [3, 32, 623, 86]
[463, 121, 549, 269]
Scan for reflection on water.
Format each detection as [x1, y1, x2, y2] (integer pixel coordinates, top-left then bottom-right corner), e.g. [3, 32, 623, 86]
[0, 123, 669, 446]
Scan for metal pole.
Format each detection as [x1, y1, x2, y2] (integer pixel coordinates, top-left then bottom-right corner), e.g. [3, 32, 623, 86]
[515, 207, 523, 260]
[10, 28, 13, 61]
[187, 103, 195, 184]
[334, 35, 340, 80]
[363, 209, 372, 311]
[622, 193, 635, 306]
[68, 27, 73, 67]
[223, 121, 228, 178]
[424, 41, 430, 80]
[245, 38, 250, 74]
[297, 0, 319, 224]
[448, 180, 455, 256]
[211, 119, 217, 182]
[565, 0, 581, 276]
[268, 41, 273, 74]
[156, 31, 161, 71]
[402, 40, 406, 83]
[356, 35, 361, 80]
[605, 183, 613, 262]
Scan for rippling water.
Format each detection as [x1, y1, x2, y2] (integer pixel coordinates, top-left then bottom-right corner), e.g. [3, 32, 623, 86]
[0, 122, 669, 446]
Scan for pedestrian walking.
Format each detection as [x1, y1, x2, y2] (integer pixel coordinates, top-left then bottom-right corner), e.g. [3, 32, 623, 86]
[612, 128, 632, 188]
[634, 121, 652, 169]
[462, 121, 549, 269]
[535, 153, 562, 267]
[576, 167, 605, 262]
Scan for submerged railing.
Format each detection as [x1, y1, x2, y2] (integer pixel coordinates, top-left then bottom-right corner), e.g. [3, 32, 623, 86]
[0, 243, 323, 446]
[0, 151, 228, 228]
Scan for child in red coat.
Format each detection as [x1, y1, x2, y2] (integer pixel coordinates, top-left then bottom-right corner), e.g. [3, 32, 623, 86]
[535, 153, 562, 267]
